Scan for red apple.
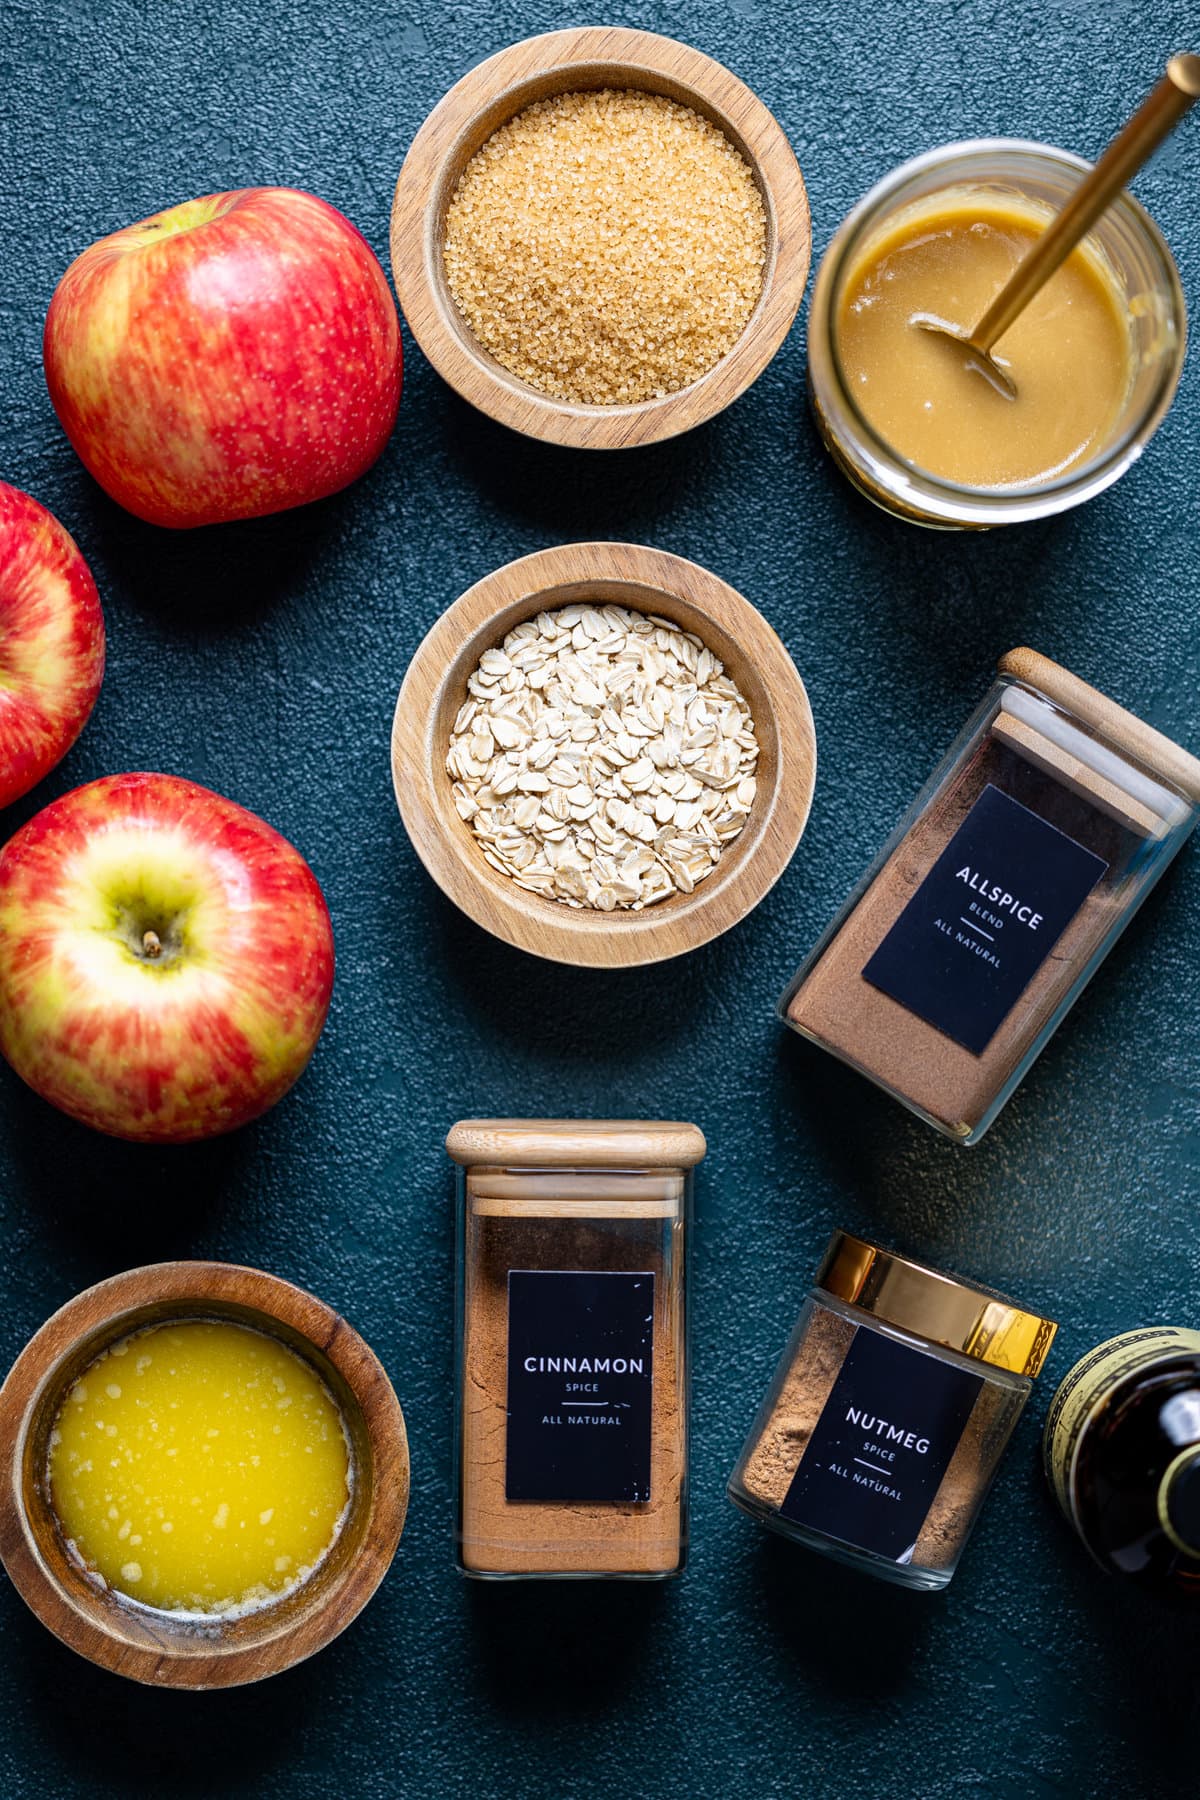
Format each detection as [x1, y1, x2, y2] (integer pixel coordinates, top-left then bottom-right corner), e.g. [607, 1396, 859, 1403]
[43, 188, 402, 530]
[0, 483, 105, 808]
[0, 773, 334, 1141]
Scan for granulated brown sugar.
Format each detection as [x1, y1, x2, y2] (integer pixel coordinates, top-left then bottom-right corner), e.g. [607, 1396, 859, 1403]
[443, 88, 767, 406]
[785, 723, 1143, 1136]
[459, 1171, 685, 1576]
[733, 1304, 1025, 1571]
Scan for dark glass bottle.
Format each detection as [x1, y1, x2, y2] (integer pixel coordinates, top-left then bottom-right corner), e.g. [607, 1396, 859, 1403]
[1044, 1328, 1200, 1600]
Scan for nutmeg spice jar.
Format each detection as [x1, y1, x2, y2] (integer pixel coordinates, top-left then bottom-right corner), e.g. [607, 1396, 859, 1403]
[728, 1232, 1057, 1590]
[782, 649, 1200, 1143]
[447, 1120, 703, 1579]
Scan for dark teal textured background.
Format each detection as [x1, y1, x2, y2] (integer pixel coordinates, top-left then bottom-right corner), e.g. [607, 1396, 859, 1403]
[1, 3, 1198, 1796]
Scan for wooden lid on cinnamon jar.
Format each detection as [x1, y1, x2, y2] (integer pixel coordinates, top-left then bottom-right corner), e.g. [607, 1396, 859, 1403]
[446, 1119, 707, 1170]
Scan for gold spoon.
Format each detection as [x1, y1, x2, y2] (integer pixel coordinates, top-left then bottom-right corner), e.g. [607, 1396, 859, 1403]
[917, 52, 1200, 399]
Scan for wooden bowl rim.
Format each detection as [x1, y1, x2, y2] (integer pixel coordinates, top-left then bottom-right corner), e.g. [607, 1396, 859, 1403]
[0, 1261, 409, 1689]
[390, 25, 812, 448]
[391, 541, 816, 966]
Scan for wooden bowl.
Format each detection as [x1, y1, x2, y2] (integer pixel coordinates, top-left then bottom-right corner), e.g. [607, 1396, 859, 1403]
[391, 542, 816, 966]
[390, 26, 811, 448]
[0, 1263, 409, 1689]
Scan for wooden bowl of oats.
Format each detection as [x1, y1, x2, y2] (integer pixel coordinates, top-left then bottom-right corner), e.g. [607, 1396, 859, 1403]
[390, 542, 816, 967]
[389, 26, 811, 448]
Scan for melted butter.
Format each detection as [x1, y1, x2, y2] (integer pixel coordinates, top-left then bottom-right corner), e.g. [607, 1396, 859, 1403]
[49, 1320, 350, 1616]
[835, 200, 1132, 488]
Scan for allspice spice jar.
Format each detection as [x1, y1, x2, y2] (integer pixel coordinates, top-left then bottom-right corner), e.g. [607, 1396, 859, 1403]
[728, 1232, 1057, 1590]
[783, 648, 1200, 1143]
[447, 1119, 703, 1579]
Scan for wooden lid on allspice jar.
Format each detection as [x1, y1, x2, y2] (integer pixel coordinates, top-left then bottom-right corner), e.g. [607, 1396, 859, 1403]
[1000, 649, 1200, 808]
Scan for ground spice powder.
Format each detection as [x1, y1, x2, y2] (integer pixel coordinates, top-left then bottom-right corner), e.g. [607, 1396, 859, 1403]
[458, 1168, 688, 1577]
[785, 713, 1151, 1138]
[443, 88, 767, 406]
[732, 1301, 1026, 1575]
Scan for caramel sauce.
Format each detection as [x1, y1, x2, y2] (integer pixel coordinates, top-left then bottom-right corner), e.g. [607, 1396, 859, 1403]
[836, 200, 1131, 488]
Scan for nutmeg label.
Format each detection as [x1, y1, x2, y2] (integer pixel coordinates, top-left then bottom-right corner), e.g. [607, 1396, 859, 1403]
[863, 784, 1108, 1055]
[779, 1327, 984, 1562]
[504, 1270, 655, 1503]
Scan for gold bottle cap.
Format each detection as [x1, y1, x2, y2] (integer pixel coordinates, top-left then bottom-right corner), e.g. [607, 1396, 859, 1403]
[816, 1231, 1058, 1377]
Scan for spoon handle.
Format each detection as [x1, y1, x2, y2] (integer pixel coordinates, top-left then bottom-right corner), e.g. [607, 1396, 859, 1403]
[974, 53, 1200, 354]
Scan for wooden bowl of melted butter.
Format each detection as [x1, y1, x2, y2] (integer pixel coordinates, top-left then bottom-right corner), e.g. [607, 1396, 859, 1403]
[0, 1262, 408, 1687]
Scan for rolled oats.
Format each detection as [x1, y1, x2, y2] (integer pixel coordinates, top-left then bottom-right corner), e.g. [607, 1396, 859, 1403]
[447, 604, 760, 910]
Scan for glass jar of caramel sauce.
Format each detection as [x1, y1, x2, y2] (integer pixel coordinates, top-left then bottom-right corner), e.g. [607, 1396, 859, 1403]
[807, 141, 1186, 528]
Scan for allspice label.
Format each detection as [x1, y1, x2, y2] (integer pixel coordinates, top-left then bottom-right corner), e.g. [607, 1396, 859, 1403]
[779, 1329, 984, 1561]
[863, 784, 1108, 1054]
[504, 1270, 655, 1504]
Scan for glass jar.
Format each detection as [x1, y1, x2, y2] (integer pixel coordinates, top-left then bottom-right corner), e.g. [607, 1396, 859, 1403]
[1044, 1327, 1200, 1602]
[782, 648, 1200, 1143]
[446, 1118, 703, 1579]
[728, 1231, 1058, 1590]
[807, 140, 1186, 528]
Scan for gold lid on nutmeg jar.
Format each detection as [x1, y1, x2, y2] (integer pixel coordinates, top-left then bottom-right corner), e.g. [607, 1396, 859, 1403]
[816, 1231, 1058, 1377]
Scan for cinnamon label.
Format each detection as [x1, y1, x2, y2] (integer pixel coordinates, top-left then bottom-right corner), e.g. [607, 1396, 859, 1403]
[863, 784, 1108, 1055]
[504, 1270, 656, 1503]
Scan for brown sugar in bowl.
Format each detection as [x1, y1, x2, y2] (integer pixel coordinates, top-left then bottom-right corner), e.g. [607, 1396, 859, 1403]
[390, 26, 811, 448]
[390, 541, 817, 967]
[0, 1262, 409, 1688]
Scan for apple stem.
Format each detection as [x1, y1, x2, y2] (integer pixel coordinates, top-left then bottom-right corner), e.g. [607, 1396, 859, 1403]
[142, 929, 162, 959]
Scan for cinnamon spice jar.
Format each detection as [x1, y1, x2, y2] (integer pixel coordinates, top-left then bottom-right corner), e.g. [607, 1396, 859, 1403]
[728, 1231, 1058, 1589]
[446, 1119, 703, 1579]
[783, 649, 1200, 1143]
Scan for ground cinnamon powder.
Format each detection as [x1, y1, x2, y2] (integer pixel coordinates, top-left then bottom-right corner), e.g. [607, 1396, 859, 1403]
[732, 1301, 1025, 1573]
[459, 1170, 686, 1577]
[785, 715, 1151, 1137]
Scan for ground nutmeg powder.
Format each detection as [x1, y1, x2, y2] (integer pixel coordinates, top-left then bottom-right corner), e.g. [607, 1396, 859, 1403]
[732, 1301, 1027, 1575]
[728, 1232, 1057, 1589]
